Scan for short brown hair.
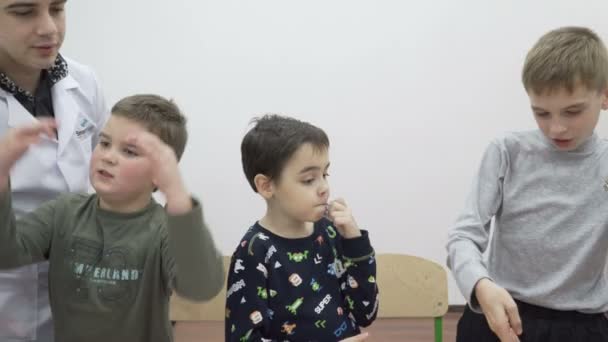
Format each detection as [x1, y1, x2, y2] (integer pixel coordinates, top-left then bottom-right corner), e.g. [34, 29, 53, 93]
[241, 114, 329, 193]
[111, 94, 188, 160]
[522, 26, 608, 94]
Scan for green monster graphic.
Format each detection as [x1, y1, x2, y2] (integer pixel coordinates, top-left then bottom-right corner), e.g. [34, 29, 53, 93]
[310, 278, 322, 292]
[269, 289, 278, 298]
[346, 296, 355, 310]
[239, 329, 253, 342]
[326, 225, 337, 238]
[257, 287, 268, 299]
[286, 297, 304, 315]
[287, 251, 309, 262]
[343, 259, 355, 269]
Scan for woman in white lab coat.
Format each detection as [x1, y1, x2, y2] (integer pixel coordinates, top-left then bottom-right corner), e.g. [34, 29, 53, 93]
[0, 1, 108, 341]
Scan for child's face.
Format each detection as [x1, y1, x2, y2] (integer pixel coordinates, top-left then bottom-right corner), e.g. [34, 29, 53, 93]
[270, 143, 331, 223]
[89, 115, 155, 205]
[529, 84, 608, 151]
[0, 0, 66, 73]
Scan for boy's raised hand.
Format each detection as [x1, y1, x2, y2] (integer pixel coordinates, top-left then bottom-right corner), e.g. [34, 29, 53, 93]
[475, 278, 522, 342]
[327, 198, 362, 239]
[125, 132, 191, 215]
[0, 119, 56, 192]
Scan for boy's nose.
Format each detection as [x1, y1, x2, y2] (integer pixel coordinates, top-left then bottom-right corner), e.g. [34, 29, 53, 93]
[101, 151, 118, 165]
[36, 12, 59, 37]
[318, 179, 330, 197]
[549, 121, 567, 135]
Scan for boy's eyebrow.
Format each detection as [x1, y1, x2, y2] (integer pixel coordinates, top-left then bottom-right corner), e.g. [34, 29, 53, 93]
[530, 106, 546, 112]
[5, 0, 66, 10]
[299, 162, 330, 174]
[563, 102, 587, 110]
[98, 133, 140, 150]
[5, 1, 36, 10]
[531, 101, 588, 112]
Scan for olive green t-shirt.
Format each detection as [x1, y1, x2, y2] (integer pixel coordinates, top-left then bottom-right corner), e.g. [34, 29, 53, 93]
[0, 189, 224, 342]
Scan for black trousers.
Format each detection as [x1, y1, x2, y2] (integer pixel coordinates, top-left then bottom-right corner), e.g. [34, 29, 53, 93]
[456, 300, 608, 342]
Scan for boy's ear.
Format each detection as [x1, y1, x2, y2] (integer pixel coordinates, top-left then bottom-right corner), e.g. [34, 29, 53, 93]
[254, 174, 274, 199]
[602, 88, 608, 110]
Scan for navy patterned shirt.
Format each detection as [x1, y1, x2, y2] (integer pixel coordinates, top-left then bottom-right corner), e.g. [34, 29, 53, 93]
[225, 218, 379, 342]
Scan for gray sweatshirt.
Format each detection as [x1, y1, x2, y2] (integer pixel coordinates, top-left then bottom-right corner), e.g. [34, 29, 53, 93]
[447, 130, 608, 314]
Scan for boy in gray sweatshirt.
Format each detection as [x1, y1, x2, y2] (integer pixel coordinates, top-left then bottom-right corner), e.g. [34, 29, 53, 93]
[447, 27, 608, 342]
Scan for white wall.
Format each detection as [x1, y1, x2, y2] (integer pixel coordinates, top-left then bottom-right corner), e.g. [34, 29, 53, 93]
[62, 0, 608, 305]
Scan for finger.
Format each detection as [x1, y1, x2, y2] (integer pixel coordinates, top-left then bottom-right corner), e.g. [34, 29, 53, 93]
[329, 198, 346, 211]
[330, 212, 349, 224]
[332, 218, 348, 229]
[341, 332, 369, 341]
[38, 119, 57, 139]
[327, 207, 344, 221]
[355, 332, 369, 341]
[327, 207, 339, 219]
[488, 312, 511, 342]
[333, 198, 347, 206]
[36, 118, 57, 127]
[126, 132, 159, 158]
[16, 122, 50, 138]
[493, 321, 513, 342]
[130, 132, 174, 161]
[33, 126, 54, 141]
[509, 328, 521, 342]
[21, 135, 43, 146]
[329, 210, 352, 226]
[125, 133, 144, 151]
[505, 301, 522, 335]
[12, 130, 44, 148]
[329, 203, 346, 217]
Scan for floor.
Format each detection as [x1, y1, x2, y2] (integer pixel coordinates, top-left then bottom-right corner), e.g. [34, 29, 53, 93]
[174, 312, 461, 341]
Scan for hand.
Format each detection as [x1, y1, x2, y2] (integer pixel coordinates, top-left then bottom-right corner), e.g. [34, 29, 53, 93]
[475, 278, 522, 342]
[0, 119, 56, 191]
[125, 132, 191, 214]
[327, 198, 361, 239]
[340, 332, 369, 341]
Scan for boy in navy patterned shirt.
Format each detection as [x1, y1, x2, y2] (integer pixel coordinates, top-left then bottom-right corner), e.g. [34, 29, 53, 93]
[225, 114, 378, 342]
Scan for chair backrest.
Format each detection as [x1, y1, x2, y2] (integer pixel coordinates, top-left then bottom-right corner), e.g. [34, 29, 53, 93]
[169, 254, 448, 321]
[375, 253, 448, 318]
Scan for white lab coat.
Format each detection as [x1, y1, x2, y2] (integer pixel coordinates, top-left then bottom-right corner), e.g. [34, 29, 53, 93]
[0, 57, 108, 341]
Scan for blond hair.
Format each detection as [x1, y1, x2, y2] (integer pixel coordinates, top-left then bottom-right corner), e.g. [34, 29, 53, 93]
[522, 27, 608, 94]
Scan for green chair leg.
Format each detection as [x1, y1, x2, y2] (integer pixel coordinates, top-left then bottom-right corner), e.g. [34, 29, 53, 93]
[434, 316, 443, 342]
